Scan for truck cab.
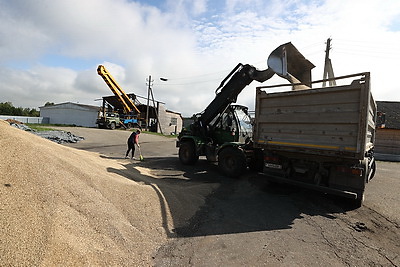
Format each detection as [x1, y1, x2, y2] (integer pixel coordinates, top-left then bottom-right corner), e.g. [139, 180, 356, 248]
[96, 112, 121, 130]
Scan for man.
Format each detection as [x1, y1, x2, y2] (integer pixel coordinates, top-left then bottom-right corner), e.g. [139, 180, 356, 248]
[125, 129, 140, 159]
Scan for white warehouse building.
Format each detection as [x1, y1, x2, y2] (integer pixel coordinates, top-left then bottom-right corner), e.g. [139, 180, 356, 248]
[40, 102, 99, 127]
[39, 101, 183, 132]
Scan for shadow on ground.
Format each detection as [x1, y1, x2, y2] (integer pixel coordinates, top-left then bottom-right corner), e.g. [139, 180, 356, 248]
[105, 156, 352, 238]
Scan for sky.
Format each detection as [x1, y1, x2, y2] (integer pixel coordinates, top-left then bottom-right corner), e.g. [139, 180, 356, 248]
[1, 0, 400, 117]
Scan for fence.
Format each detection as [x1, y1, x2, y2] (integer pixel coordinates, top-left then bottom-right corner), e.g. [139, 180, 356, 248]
[0, 115, 49, 124]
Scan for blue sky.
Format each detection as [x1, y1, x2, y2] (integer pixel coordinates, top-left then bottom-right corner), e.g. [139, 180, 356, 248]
[1, 0, 400, 116]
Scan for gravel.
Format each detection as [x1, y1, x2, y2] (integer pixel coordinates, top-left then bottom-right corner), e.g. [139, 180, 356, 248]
[33, 130, 84, 144]
[9, 122, 84, 144]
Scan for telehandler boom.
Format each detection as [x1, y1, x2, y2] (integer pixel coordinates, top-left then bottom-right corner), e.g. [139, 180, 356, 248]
[177, 42, 314, 165]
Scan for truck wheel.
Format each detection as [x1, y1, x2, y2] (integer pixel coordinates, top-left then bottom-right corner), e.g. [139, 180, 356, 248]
[368, 160, 376, 181]
[248, 149, 264, 172]
[179, 141, 199, 165]
[127, 122, 132, 129]
[218, 147, 247, 178]
[351, 191, 365, 208]
[110, 122, 116, 130]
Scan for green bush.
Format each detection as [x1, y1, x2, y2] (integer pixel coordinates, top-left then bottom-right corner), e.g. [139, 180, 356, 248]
[0, 102, 39, 116]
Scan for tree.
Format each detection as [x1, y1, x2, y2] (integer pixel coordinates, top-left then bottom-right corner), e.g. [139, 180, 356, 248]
[0, 102, 14, 115]
[0, 102, 40, 117]
[44, 102, 55, 106]
[28, 108, 39, 117]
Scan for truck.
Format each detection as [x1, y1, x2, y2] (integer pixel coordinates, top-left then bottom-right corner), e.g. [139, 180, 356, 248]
[177, 42, 376, 207]
[96, 65, 142, 130]
[96, 112, 139, 130]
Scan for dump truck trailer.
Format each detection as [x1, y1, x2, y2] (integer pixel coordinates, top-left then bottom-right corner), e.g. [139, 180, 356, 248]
[253, 72, 376, 207]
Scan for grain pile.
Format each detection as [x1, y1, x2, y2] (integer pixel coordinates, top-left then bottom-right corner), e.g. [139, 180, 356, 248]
[0, 120, 172, 266]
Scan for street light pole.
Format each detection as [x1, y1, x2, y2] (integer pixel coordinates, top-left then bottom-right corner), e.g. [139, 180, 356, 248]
[145, 76, 167, 132]
[146, 75, 153, 131]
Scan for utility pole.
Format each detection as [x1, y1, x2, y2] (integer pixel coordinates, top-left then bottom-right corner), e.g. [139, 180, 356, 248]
[145, 75, 164, 134]
[322, 38, 336, 87]
[146, 75, 153, 131]
[148, 85, 163, 135]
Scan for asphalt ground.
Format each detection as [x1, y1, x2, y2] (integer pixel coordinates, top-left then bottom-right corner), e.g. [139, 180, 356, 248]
[59, 127, 400, 266]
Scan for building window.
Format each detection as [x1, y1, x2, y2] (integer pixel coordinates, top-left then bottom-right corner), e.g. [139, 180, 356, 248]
[170, 117, 177, 126]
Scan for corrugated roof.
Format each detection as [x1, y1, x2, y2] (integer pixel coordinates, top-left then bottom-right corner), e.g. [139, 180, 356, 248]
[166, 109, 182, 116]
[39, 102, 99, 110]
[377, 101, 400, 129]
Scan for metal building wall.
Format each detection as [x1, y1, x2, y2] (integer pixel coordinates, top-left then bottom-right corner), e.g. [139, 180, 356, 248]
[40, 103, 99, 127]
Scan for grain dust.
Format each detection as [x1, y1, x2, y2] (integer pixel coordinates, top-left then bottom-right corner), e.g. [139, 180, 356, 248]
[0, 120, 172, 266]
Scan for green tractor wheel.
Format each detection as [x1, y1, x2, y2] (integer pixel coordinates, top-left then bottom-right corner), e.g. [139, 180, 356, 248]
[218, 146, 247, 178]
[179, 141, 199, 165]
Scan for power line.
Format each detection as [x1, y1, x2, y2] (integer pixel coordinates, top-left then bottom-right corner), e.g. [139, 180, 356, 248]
[299, 41, 325, 52]
[299, 38, 400, 60]
[333, 43, 400, 57]
[334, 49, 400, 59]
[156, 77, 223, 86]
[333, 39, 400, 53]
[162, 70, 229, 81]
[335, 38, 399, 47]
[163, 40, 325, 80]
[176, 38, 399, 82]
[157, 40, 329, 85]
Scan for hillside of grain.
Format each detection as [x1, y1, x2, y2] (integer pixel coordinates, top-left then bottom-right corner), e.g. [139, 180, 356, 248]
[0, 120, 171, 266]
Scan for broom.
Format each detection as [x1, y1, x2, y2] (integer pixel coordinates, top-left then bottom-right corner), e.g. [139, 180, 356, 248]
[137, 145, 144, 161]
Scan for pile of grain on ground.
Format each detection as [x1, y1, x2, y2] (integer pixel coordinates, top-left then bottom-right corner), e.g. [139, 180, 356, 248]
[5, 119, 23, 124]
[0, 120, 173, 266]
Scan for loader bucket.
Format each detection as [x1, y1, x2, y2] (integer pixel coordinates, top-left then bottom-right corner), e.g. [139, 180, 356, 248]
[268, 42, 315, 89]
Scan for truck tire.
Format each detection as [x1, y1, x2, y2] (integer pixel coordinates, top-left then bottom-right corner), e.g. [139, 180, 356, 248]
[110, 122, 116, 130]
[127, 122, 132, 129]
[351, 162, 368, 208]
[351, 191, 365, 208]
[248, 149, 264, 172]
[368, 160, 376, 181]
[179, 141, 199, 165]
[218, 147, 247, 178]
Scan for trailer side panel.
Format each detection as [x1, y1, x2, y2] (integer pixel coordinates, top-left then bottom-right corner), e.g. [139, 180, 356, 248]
[254, 75, 375, 159]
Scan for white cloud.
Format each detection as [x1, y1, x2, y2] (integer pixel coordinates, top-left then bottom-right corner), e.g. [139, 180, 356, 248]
[0, 0, 400, 116]
[191, 0, 207, 15]
[0, 65, 77, 108]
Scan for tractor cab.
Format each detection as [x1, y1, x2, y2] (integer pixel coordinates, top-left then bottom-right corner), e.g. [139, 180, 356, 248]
[209, 105, 252, 145]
